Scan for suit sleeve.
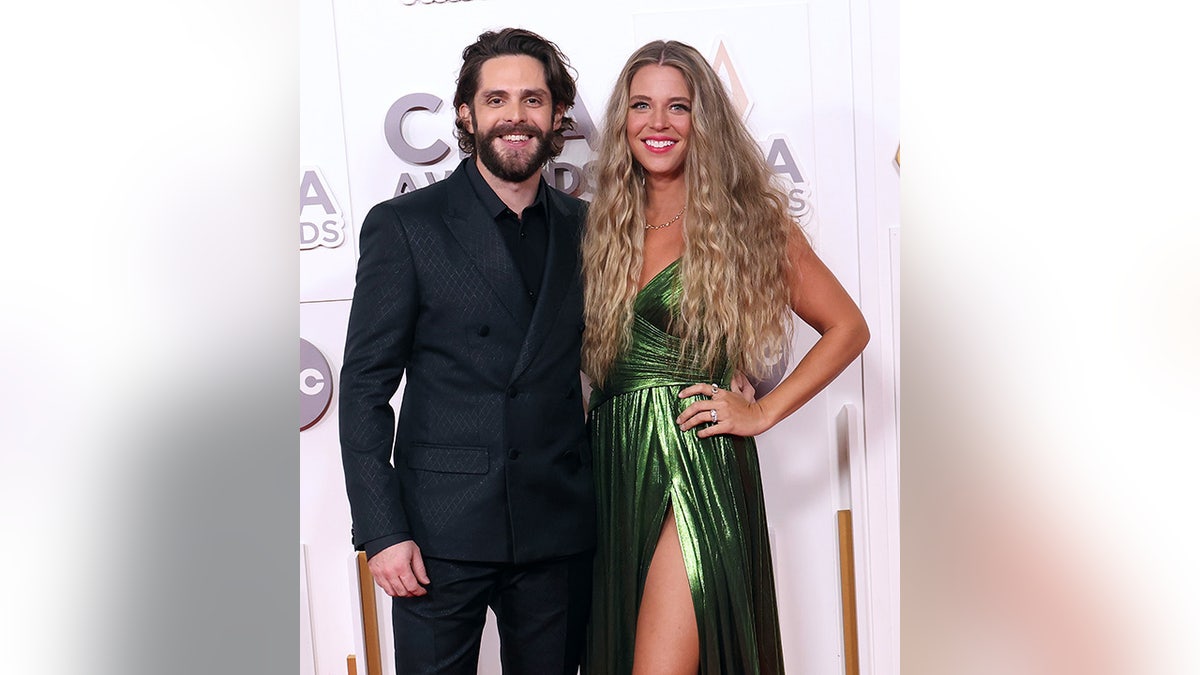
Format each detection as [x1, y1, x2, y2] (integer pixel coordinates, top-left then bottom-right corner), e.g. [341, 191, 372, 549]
[339, 202, 418, 549]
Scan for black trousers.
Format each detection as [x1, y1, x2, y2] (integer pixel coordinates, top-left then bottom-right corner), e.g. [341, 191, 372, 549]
[391, 552, 592, 675]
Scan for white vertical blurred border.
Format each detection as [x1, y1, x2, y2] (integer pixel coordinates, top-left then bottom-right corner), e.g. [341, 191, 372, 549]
[0, 2, 297, 674]
[902, 1, 1200, 673]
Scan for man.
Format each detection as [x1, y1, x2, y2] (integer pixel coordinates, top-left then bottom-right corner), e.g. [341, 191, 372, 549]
[339, 28, 594, 675]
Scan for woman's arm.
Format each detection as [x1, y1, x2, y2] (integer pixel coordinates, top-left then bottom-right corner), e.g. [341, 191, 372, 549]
[677, 229, 870, 438]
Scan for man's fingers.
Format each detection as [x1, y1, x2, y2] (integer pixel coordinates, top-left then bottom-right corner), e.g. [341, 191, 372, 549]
[411, 550, 431, 585]
[371, 572, 399, 597]
[397, 553, 429, 595]
[398, 570, 427, 596]
[375, 570, 423, 597]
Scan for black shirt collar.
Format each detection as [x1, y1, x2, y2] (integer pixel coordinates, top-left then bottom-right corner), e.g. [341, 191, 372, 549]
[464, 156, 548, 220]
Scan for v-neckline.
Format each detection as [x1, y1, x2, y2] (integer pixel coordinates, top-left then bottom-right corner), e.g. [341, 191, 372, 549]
[636, 257, 681, 296]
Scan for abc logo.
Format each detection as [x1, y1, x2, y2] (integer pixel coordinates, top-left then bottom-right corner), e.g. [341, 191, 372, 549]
[300, 338, 334, 430]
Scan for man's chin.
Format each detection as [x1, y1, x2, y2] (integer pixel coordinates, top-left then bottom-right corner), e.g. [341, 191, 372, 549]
[479, 137, 551, 182]
[482, 154, 543, 183]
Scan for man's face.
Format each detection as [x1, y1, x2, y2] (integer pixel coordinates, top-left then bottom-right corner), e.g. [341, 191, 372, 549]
[459, 54, 563, 184]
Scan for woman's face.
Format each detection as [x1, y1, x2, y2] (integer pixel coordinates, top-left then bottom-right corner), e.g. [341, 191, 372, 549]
[625, 64, 692, 182]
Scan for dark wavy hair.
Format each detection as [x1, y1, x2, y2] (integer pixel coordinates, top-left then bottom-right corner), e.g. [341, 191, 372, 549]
[452, 27, 577, 158]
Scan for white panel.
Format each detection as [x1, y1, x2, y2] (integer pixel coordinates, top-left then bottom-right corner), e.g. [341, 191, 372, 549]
[480, 610, 502, 673]
[301, 0, 358, 302]
[301, 545, 318, 675]
[848, 0, 900, 669]
[375, 583, 395, 675]
[300, 299, 356, 675]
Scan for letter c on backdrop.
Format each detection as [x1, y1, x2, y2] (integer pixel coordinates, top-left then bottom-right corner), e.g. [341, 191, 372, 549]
[300, 338, 334, 430]
[384, 93, 452, 165]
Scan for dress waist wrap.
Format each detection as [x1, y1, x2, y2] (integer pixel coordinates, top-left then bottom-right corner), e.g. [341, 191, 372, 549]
[591, 315, 729, 411]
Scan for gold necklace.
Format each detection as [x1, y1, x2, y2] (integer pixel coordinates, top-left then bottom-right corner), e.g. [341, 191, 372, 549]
[644, 204, 686, 230]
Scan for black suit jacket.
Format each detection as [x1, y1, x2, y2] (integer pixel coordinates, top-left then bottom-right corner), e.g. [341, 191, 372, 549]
[339, 160, 595, 564]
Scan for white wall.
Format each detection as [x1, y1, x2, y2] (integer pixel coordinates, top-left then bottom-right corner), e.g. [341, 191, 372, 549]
[300, 1, 898, 673]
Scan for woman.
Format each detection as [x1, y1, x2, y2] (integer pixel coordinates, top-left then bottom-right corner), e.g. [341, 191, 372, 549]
[581, 40, 871, 674]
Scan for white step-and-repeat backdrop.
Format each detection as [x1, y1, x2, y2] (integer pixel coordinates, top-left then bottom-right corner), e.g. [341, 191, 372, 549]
[301, 1, 898, 673]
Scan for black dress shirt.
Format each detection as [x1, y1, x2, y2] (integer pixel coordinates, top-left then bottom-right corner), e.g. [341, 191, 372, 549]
[465, 158, 549, 304]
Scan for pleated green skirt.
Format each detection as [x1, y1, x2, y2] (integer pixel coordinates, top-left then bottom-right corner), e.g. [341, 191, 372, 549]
[583, 260, 785, 674]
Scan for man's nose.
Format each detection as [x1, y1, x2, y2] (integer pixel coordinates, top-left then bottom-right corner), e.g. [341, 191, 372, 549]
[504, 101, 528, 123]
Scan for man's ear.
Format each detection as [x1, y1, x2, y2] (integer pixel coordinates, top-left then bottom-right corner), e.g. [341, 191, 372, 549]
[553, 103, 566, 131]
[458, 104, 474, 134]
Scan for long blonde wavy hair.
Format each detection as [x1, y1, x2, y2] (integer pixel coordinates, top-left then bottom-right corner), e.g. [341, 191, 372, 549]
[582, 40, 797, 385]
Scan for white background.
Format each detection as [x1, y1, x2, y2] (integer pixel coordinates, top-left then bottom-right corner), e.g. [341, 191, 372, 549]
[301, 1, 899, 674]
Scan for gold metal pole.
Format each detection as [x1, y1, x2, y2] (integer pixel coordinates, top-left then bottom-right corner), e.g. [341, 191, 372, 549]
[355, 551, 384, 675]
[837, 509, 861, 675]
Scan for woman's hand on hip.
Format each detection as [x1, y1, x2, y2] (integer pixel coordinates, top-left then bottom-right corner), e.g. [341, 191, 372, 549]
[677, 382, 770, 438]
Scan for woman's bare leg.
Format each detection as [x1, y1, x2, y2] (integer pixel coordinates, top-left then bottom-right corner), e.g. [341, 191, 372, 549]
[632, 507, 700, 675]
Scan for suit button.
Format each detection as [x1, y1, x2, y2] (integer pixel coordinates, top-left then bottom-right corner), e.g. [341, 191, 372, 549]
[507, 386, 518, 398]
[478, 325, 490, 337]
[508, 448, 521, 460]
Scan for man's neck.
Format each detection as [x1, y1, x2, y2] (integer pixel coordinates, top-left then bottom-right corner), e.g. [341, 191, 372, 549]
[475, 156, 541, 215]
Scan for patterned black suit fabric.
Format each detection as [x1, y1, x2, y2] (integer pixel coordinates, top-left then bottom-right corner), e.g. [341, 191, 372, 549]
[339, 158, 595, 565]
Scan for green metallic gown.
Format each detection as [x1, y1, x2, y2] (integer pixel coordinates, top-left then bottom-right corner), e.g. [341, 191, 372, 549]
[584, 259, 785, 674]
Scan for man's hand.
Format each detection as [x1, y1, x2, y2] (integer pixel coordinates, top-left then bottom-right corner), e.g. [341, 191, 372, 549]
[731, 371, 758, 404]
[367, 540, 431, 597]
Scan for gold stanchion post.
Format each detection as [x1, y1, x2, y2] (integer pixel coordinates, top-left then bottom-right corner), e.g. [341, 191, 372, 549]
[355, 552, 384, 675]
[837, 509, 861, 675]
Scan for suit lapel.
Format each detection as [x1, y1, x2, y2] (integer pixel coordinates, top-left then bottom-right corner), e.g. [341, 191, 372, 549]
[441, 166, 533, 328]
[511, 191, 580, 380]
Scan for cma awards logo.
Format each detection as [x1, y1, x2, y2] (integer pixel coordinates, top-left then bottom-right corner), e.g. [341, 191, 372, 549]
[383, 40, 812, 220]
[300, 167, 346, 250]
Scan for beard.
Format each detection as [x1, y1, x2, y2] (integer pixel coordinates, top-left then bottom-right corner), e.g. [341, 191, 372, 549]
[474, 120, 555, 183]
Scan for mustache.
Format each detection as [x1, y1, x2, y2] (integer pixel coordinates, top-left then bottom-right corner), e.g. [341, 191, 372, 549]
[485, 123, 543, 140]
